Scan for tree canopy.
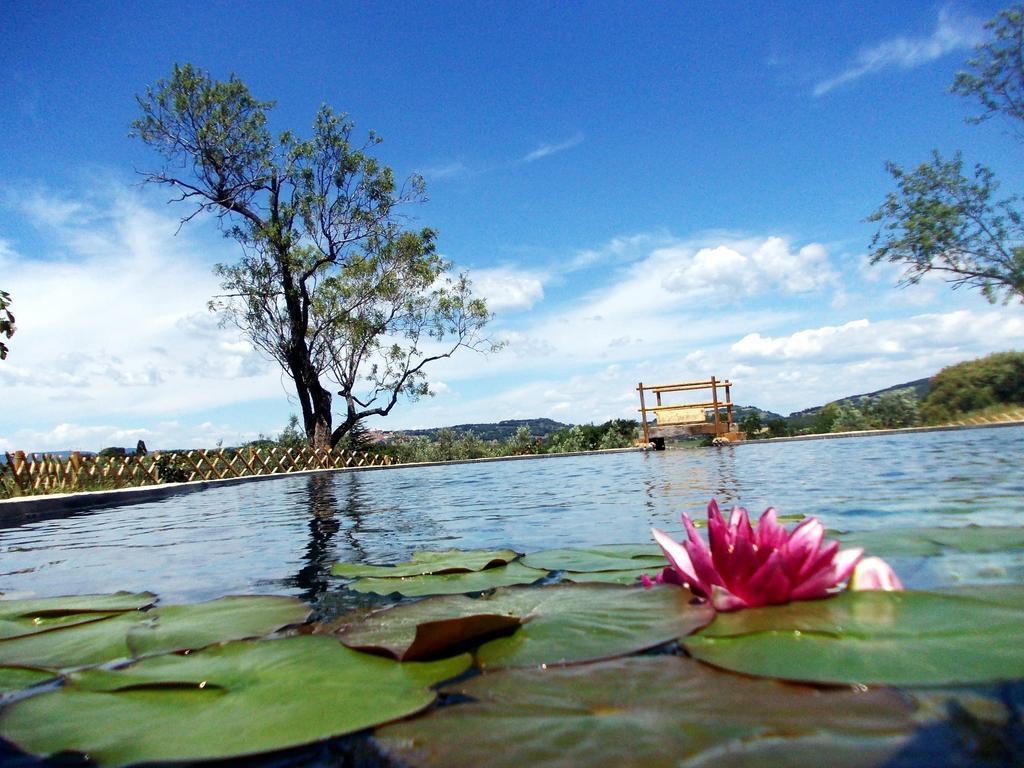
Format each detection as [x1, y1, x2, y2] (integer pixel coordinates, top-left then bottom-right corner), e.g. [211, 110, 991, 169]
[133, 64, 499, 447]
[0, 289, 13, 361]
[868, 4, 1024, 304]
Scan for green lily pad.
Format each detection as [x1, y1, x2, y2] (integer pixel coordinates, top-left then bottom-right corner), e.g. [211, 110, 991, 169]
[838, 526, 1024, 557]
[562, 568, 653, 585]
[0, 665, 57, 694]
[374, 655, 916, 768]
[521, 544, 664, 573]
[344, 561, 546, 597]
[0, 595, 309, 670]
[475, 583, 713, 669]
[0, 592, 157, 639]
[332, 549, 521, 579]
[0, 635, 470, 767]
[339, 600, 523, 661]
[126, 595, 309, 658]
[684, 585, 1024, 686]
[340, 584, 712, 668]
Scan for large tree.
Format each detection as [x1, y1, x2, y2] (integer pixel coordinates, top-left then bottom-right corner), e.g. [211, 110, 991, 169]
[868, 5, 1024, 304]
[134, 64, 499, 447]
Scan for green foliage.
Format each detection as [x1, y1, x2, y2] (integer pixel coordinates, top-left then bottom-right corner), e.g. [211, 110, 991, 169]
[830, 403, 871, 433]
[153, 453, 189, 483]
[277, 414, 307, 451]
[765, 418, 790, 438]
[809, 403, 838, 434]
[544, 420, 637, 453]
[738, 412, 764, 438]
[919, 350, 1024, 423]
[503, 425, 538, 455]
[97, 447, 127, 458]
[0, 289, 14, 361]
[867, 391, 919, 428]
[869, 6, 1024, 304]
[868, 152, 1024, 303]
[134, 64, 498, 449]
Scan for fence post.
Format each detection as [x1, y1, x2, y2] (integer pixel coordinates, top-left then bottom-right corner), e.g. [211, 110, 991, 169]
[10, 451, 28, 495]
[69, 451, 83, 490]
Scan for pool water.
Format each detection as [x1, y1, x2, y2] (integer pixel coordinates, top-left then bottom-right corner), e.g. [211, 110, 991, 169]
[1, 425, 1021, 608]
[1, 425, 1023, 768]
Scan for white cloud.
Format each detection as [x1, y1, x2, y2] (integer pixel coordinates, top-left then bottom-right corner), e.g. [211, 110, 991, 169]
[420, 161, 469, 180]
[471, 267, 546, 313]
[0, 184, 284, 450]
[814, 7, 984, 96]
[522, 132, 584, 163]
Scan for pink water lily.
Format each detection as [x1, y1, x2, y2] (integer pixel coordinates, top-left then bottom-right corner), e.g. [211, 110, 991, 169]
[648, 499, 877, 611]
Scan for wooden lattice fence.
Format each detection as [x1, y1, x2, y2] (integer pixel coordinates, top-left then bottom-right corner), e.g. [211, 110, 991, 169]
[1, 446, 392, 498]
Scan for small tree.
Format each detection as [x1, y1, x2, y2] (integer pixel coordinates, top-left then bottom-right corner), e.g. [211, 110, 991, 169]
[738, 412, 764, 438]
[830, 404, 871, 433]
[133, 64, 499, 448]
[0, 289, 14, 361]
[868, 5, 1024, 304]
[867, 391, 919, 428]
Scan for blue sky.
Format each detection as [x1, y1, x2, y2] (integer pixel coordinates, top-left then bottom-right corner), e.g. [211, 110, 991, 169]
[2, 1, 1023, 451]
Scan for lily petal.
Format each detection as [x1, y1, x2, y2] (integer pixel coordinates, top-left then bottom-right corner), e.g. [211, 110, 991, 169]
[850, 556, 903, 591]
[742, 550, 791, 606]
[756, 507, 787, 552]
[710, 584, 748, 612]
[652, 527, 706, 594]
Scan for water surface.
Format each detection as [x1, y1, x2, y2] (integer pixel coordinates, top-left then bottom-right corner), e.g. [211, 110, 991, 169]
[1, 425, 1021, 605]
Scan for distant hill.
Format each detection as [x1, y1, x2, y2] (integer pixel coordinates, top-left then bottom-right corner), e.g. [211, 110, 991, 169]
[788, 377, 931, 419]
[387, 418, 569, 443]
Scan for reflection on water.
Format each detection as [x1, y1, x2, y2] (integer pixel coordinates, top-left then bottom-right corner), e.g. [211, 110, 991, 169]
[0, 425, 1021, 604]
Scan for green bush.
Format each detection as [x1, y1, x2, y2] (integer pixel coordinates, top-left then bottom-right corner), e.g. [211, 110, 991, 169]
[920, 351, 1024, 423]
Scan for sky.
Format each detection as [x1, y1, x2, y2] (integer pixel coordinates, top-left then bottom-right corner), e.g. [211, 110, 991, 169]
[2, 0, 1023, 452]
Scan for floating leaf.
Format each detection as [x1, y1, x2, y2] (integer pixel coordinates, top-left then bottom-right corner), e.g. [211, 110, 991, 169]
[521, 544, 664, 573]
[475, 584, 713, 669]
[332, 549, 520, 579]
[684, 585, 1024, 686]
[0, 596, 309, 670]
[375, 656, 916, 768]
[838, 526, 1024, 557]
[126, 595, 309, 658]
[340, 600, 523, 661]
[562, 568, 652, 585]
[0, 665, 56, 694]
[0, 592, 156, 639]
[339, 584, 711, 669]
[0, 636, 469, 767]
[344, 561, 546, 597]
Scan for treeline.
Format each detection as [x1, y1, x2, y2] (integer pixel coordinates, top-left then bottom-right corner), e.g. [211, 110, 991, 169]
[740, 351, 1024, 439]
[376, 420, 639, 463]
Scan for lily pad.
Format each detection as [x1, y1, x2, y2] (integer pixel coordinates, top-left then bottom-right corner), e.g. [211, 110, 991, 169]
[0, 592, 157, 639]
[562, 568, 653, 585]
[375, 655, 916, 768]
[332, 549, 520, 579]
[340, 601, 523, 661]
[344, 561, 546, 597]
[521, 544, 664, 573]
[0, 665, 57, 694]
[476, 583, 712, 669]
[0, 635, 470, 767]
[838, 526, 1024, 557]
[340, 584, 712, 668]
[126, 595, 309, 658]
[684, 585, 1024, 686]
[0, 595, 309, 670]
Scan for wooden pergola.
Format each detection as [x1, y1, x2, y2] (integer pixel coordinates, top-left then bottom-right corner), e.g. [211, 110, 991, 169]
[637, 377, 737, 446]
